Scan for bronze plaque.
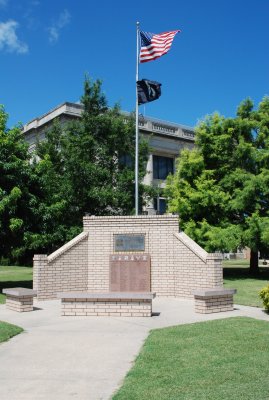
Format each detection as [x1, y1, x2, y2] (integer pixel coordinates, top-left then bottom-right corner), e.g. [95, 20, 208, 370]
[110, 253, 151, 292]
[114, 234, 145, 252]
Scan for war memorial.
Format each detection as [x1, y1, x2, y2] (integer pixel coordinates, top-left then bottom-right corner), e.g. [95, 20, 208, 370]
[30, 214, 236, 316]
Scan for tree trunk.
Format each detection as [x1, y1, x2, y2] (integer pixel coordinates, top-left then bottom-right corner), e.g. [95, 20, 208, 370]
[249, 249, 259, 275]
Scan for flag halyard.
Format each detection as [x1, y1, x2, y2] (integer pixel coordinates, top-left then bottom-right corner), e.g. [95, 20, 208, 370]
[139, 30, 180, 63]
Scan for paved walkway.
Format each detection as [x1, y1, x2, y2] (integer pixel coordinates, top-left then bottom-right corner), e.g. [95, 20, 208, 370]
[0, 298, 268, 400]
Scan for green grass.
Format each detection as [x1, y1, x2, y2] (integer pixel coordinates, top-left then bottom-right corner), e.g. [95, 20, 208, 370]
[0, 321, 23, 343]
[113, 317, 269, 400]
[223, 261, 269, 307]
[0, 261, 268, 307]
[0, 266, 33, 304]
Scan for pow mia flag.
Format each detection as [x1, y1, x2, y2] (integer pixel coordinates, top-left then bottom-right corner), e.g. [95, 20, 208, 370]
[137, 79, 162, 105]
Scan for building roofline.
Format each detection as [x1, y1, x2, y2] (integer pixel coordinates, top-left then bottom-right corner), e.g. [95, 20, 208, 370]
[23, 102, 83, 133]
[120, 110, 194, 132]
[25, 101, 83, 126]
[23, 101, 195, 141]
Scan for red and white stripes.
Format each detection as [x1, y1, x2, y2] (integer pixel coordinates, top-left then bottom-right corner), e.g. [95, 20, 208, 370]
[139, 30, 180, 63]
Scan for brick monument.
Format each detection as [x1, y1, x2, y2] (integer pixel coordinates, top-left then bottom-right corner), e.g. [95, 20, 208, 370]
[33, 215, 223, 301]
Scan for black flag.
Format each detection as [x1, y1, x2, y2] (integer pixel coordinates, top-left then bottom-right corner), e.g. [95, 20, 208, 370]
[137, 79, 162, 105]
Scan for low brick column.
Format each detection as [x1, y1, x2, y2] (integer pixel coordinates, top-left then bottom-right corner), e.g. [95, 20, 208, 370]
[58, 292, 156, 317]
[193, 288, 237, 314]
[3, 288, 37, 312]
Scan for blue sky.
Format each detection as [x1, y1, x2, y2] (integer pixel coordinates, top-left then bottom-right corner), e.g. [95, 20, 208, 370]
[1, 0, 268, 128]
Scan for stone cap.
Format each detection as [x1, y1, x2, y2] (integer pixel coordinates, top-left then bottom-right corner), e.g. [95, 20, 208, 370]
[192, 287, 237, 297]
[57, 292, 156, 300]
[48, 231, 88, 263]
[2, 287, 37, 297]
[174, 232, 207, 262]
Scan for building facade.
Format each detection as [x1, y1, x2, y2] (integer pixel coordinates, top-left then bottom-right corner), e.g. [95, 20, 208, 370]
[23, 102, 195, 214]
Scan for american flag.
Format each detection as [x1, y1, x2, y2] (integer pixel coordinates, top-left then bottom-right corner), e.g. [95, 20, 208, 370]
[139, 30, 180, 63]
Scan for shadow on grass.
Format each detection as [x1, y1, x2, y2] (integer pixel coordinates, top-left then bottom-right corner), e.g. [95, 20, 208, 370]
[224, 267, 269, 282]
[0, 280, 33, 304]
[0, 280, 33, 292]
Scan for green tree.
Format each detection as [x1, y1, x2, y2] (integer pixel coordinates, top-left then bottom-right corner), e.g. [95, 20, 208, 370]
[25, 121, 75, 255]
[0, 105, 38, 263]
[62, 77, 150, 216]
[165, 97, 269, 274]
[33, 76, 151, 252]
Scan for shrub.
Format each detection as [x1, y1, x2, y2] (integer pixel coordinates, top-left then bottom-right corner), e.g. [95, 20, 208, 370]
[259, 285, 269, 311]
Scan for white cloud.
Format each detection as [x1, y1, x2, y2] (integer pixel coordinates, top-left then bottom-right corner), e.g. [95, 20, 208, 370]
[0, 20, 28, 54]
[23, 1, 41, 30]
[48, 9, 71, 44]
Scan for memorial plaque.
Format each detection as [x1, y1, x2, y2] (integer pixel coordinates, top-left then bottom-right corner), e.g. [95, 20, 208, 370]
[109, 253, 151, 292]
[114, 234, 145, 252]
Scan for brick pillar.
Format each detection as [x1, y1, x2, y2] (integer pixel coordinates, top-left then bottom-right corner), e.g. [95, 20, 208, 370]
[33, 254, 48, 297]
[206, 253, 223, 287]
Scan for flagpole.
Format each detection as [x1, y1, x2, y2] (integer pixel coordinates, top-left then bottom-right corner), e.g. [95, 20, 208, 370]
[135, 21, 140, 216]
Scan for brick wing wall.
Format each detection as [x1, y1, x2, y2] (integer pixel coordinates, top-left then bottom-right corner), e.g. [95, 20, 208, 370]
[34, 232, 88, 300]
[173, 233, 223, 298]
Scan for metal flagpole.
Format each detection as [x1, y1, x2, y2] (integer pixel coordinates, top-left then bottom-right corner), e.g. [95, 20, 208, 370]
[135, 21, 140, 216]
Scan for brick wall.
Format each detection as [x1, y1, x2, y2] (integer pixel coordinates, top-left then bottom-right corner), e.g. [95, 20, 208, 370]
[173, 232, 223, 298]
[6, 296, 34, 312]
[34, 232, 88, 300]
[84, 215, 179, 295]
[61, 298, 152, 317]
[34, 215, 223, 300]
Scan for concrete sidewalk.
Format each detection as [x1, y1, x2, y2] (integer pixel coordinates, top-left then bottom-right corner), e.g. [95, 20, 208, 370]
[0, 297, 268, 400]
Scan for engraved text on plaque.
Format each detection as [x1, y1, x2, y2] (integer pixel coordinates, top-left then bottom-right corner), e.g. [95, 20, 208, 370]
[109, 253, 151, 292]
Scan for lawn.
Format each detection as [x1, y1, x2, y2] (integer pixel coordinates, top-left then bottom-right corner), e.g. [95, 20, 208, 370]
[0, 261, 268, 307]
[223, 260, 269, 307]
[0, 321, 23, 343]
[113, 317, 269, 400]
[0, 266, 33, 304]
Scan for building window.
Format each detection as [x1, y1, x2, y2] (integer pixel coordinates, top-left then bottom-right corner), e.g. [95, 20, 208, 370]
[154, 198, 167, 215]
[153, 155, 174, 180]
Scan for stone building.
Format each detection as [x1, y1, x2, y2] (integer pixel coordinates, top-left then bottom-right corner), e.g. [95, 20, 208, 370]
[23, 102, 195, 214]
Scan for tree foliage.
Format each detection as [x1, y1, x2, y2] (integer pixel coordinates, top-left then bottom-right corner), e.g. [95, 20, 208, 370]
[29, 76, 151, 254]
[0, 77, 151, 263]
[165, 97, 269, 273]
[0, 105, 38, 263]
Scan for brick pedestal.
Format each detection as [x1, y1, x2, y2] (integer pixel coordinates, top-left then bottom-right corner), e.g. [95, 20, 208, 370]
[193, 288, 237, 314]
[3, 288, 37, 312]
